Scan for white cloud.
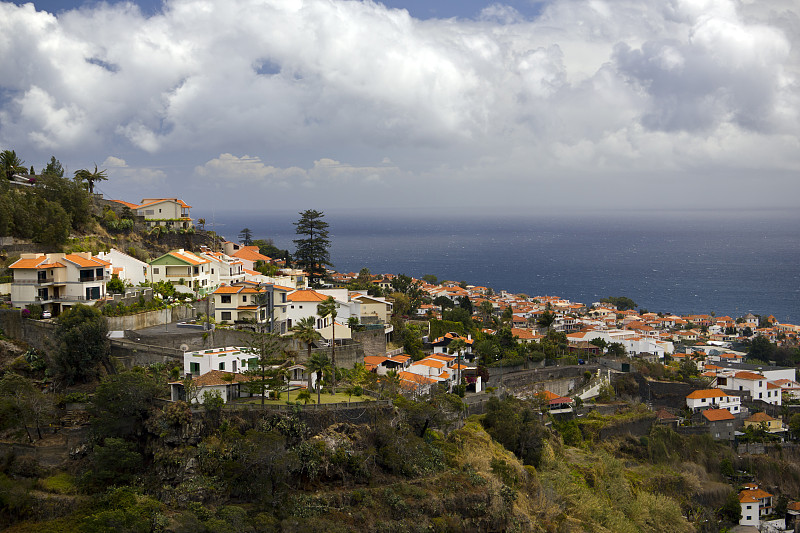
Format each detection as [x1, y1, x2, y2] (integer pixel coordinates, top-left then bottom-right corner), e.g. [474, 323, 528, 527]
[0, 0, 798, 210]
[100, 155, 167, 186]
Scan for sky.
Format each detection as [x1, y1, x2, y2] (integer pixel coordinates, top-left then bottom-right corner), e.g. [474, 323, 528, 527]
[2, 0, 800, 215]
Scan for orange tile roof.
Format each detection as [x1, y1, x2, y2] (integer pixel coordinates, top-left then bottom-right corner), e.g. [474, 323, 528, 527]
[702, 409, 734, 421]
[273, 285, 295, 292]
[413, 359, 445, 369]
[110, 199, 141, 209]
[734, 371, 765, 381]
[686, 389, 730, 400]
[390, 355, 411, 363]
[61, 254, 110, 268]
[398, 371, 437, 385]
[746, 412, 776, 423]
[214, 285, 241, 294]
[364, 356, 389, 365]
[738, 488, 773, 503]
[237, 305, 258, 310]
[9, 256, 47, 269]
[138, 198, 192, 209]
[287, 290, 329, 302]
[538, 390, 560, 401]
[169, 250, 210, 265]
[232, 246, 271, 263]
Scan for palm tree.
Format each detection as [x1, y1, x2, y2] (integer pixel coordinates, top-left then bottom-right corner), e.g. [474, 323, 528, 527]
[290, 316, 321, 362]
[478, 300, 494, 326]
[197, 218, 206, 231]
[0, 150, 26, 181]
[317, 296, 339, 393]
[307, 352, 331, 405]
[74, 164, 107, 193]
[448, 338, 468, 389]
[296, 389, 314, 404]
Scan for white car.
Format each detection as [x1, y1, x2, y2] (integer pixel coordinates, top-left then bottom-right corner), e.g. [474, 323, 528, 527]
[42, 310, 51, 319]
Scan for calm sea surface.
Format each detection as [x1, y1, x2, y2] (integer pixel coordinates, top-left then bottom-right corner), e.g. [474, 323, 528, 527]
[210, 209, 800, 323]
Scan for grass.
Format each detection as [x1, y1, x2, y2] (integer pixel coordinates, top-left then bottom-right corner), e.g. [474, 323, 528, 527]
[235, 391, 373, 406]
[38, 472, 77, 495]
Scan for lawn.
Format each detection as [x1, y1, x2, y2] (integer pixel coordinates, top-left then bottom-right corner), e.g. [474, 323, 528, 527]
[235, 391, 374, 406]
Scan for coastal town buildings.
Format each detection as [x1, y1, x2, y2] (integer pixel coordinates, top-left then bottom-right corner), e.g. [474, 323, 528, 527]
[9, 252, 111, 316]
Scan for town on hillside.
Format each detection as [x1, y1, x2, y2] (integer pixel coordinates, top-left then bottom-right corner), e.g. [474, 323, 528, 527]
[2, 184, 800, 531]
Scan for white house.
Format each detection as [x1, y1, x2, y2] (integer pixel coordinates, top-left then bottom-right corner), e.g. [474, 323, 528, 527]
[739, 484, 774, 528]
[148, 249, 213, 295]
[169, 370, 253, 404]
[113, 198, 193, 229]
[685, 389, 742, 414]
[183, 346, 254, 376]
[9, 252, 111, 316]
[96, 248, 149, 286]
[714, 371, 782, 406]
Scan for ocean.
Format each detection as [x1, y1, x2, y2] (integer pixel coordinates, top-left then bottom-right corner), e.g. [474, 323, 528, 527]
[208, 208, 800, 324]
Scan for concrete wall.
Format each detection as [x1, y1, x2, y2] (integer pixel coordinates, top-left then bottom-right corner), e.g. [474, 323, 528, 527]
[106, 305, 194, 331]
[352, 328, 387, 357]
[0, 309, 59, 352]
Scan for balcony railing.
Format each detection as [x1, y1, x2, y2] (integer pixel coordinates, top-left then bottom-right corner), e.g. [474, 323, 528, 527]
[78, 276, 106, 282]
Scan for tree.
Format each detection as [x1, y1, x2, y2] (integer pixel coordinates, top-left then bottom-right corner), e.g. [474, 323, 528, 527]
[537, 310, 555, 330]
[107, 277, 126, 294]
[290, 316, 322, 364]
[293, 209, 331, 286]
[0, 373, 54, 442]
[239, 228, 253, 246]
[422, 274, 438, 285]
[478, 300, 494, 326]
[53, 304, 110, 385]
[317, 296, 339, 394]
[749, 336, 774, 362]
[0, 150, 26, 180]
[41, 156, 64, 177]
[296, 389, 314, 404]
[306, 352, 331, 405]
[600, 296, 637, 311]
[243, 330, 284, 409]
[91, 371, 162, 439]
[74, 163, 108, 194]
[607, 342, 626, 357]
[197, 218, 206, 230]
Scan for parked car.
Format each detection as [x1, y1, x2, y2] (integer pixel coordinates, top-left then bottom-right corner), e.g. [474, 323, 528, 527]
[41, 310, 51, 319]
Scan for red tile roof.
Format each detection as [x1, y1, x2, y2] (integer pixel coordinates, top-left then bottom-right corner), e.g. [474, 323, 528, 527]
[702, 409, 734, 421]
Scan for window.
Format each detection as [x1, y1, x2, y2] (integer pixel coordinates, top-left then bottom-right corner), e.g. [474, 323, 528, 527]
[221, 312, 231, 320]
[86, 286, 101, 300]
[759, 393, 763, 399]
[190, 362, 200, 375]
[232, 361, 237, 372]
[79, 269, 94, 281]
[145, 209, 154, 215]
[193, 267, 199, 275]
[153, 268, 160, 274]
[219, 362, 225, 370]
[221, 295, 231, 304]
[242, 295, 247, 302]
[211, 268, 215, 274]
[37, 288, 48, 300]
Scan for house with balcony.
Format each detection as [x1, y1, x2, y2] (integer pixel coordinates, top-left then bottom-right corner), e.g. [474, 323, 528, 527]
[112, 198, 193, 229]
[713, 371, 782, 406]
[148, 249, 213, 296]
[9, 252, 111, 316]
[739, 484, 774, 528]
[211, 282, 291, 333]
[686, 389, 742, 414]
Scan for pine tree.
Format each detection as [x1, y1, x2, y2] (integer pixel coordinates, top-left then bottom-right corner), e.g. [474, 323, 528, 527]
[293, 209, 331, 286]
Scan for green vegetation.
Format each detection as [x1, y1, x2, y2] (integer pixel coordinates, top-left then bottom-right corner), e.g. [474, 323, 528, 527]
[293, 209, 331, 286]
[53, 304, 110, 385]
